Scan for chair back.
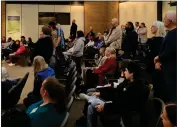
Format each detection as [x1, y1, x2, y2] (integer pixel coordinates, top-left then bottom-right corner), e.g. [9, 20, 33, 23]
[8, 72, 29, 107]
[140, 98, 165, 127]
[66, 96, 74, 111]
[60, 112, 69, 127]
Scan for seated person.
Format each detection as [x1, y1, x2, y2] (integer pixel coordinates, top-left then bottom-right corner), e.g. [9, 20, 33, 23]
[8, 41, 26, 66]
[94, 34, 104, 49]
[26, 77, 67, 127]
[161, 103, 177, 127]
[1, 67, 21, 109]
[84, 47, 117, 89]
[79, 62, 148, 127]
[26, 37, 34, 51]
[2, 40, 19, 61]
[23, 56, 55, 108]
[94, 46, 107, 68]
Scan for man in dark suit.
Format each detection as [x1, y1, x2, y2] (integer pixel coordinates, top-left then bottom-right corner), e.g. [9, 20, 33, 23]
[70, 19, 77, 39]
[154, 11, 176, 102]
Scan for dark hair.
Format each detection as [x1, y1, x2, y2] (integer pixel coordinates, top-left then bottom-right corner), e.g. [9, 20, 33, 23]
[127, 21, 134, 30]
[21, 36, 25, 39]
[141, 22, 146, 27]
[77, 30, 84, 38]
[43, 77, 66, 113]
[126, 61, 140, 79]
[42, 25, 51, 35]
[135, 22, 139, 24]
[28, 37, 32, 43]
[7, 37, 12, 42]
[48, 21, 56, 26]
[165, 104, 177, 126]
[15, 40, 20, 43]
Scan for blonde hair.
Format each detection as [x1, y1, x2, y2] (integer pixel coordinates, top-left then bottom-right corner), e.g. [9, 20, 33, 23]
[152, 21, 166, 37]
[106, 47, 116, 58]
[33, 56, 48, 74]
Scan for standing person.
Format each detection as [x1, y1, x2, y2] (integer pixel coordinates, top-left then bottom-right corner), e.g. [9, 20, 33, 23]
[70, 19, 77, 39]
[137, 22, 148, 44]
[154, 11, 176, 102]
[105, 18, 122, 52]
[145, 21, 166, 100]
[32, 26, 53, 64]
[48, 21, 58, 48]
[122, 21, 138, 59]
[56, 24, 65, 50]
[72, 30, 85, 75]
[135, 22, 140, 33]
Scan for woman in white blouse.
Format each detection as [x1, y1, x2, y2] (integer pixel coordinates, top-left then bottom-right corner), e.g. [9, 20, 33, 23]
[138, 22, 148, 44]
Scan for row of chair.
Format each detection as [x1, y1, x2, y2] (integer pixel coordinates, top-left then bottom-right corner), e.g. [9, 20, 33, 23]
[58, 60, 78, 127]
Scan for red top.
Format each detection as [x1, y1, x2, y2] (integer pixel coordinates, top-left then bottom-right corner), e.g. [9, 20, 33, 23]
[93, 57, 117, 74]
[15, 45, 26, 55]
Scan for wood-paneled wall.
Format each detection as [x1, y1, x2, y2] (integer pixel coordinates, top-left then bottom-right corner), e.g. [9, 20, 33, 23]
[84, 1, 119, 34]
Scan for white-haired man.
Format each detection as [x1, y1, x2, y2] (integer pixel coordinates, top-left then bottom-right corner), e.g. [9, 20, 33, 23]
[154, 11, 176, 102]
[105, 18, 122, 51]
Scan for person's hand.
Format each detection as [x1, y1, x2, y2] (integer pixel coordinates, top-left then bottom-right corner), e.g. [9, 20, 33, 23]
[96, 103, 104, 112]
[154, 56, 159, 64]
[92, 92, 100, 97]
[155, 62, 161, 71]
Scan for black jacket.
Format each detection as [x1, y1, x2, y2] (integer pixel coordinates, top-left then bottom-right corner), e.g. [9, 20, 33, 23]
[159, 28, 176, 73]
[122, 30, 138, 52]
[146, 37, 164, 74]
[33, 36, 53, 64]
[70, 23, 77, 38]
[103, 79, 149, 114]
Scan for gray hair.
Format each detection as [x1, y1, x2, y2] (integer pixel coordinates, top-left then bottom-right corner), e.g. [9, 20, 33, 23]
[152, 21, 166, 37]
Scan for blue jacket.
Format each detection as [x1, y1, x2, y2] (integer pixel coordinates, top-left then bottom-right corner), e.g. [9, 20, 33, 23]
[36, 67, 55, 82]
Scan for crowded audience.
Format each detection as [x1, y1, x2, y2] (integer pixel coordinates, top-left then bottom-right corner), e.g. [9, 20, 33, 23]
[1, 10, 176, 127]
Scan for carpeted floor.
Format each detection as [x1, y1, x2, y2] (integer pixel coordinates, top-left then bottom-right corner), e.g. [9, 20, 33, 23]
[2, 63, 84, 127]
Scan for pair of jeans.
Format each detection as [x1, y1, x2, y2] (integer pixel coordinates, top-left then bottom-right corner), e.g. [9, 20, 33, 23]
[87, 98, 105, 127]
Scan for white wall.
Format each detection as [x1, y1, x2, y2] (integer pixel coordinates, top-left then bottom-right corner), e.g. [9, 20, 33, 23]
[22, 4, 38, 42]
[6, 4, 84, 42]
[119, 2, 157, 38]
[162, 2, 176, 18]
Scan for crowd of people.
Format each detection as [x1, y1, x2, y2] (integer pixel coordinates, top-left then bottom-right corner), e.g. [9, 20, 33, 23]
[1, 10, 177, 127]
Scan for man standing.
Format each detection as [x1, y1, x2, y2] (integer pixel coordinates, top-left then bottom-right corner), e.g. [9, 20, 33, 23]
[154, 11, 176, 102]
[105, 18, 122, 51]
[57, 24, 65, 49]
[70, 19, 77, 39]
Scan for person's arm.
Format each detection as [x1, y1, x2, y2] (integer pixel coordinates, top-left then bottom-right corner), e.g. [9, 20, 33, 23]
[72, 39, 82, 56]
[158, 33, 176, 63]
[57, 28, 62, 47]
[105, 28, 122, 45]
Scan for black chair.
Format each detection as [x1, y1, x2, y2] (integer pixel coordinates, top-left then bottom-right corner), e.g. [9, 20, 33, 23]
[4, 72, 29, 110]
[140, 98, 165, 127]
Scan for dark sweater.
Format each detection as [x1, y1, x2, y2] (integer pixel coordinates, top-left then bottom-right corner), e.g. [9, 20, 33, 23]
[159, 28, 176, 73]
[122, 30, 138, 52]
[146, 37, 164, 74]
[70, 23, 77, 38]
[33, 36, 53, 64]
[103, 79, 148, 114]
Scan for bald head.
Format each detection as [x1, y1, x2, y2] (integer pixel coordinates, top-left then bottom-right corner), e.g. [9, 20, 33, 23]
[163, 11, 176, 29]
[111, 18, 118, 27]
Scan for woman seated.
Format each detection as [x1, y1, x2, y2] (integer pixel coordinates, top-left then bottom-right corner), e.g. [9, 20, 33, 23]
[85, 47, 117, 88]
[8, 41, 26, 66]
[161, 103, 177, 127]
[78, 62, 148, 127]
[23, 56, 55, 108]
[2, 40, 19, 61]
[94, 34, 104, 49]
[26, 77, 67, 127]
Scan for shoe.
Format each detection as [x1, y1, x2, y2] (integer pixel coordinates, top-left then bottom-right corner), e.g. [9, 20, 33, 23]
[79, 93, 89, 101]
[8, 63, 15, 66]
